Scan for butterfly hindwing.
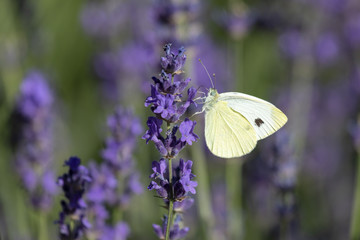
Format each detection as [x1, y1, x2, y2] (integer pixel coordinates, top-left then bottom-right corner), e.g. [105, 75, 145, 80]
[204, 100, 257, 158]
[218, 92, 288, 140]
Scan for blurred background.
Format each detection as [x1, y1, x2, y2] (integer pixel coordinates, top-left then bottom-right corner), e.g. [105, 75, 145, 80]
[1, 0, 360, 239]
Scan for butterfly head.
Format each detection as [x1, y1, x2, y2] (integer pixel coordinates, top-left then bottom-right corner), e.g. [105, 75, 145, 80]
[208, 88, 218, 97]
[203, 88, 219, 110]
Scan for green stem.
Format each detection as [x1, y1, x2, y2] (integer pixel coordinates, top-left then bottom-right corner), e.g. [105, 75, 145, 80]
[165, 158, 173, 240]
[38, 211, 47, 240]
[350, 151, 360, 240]
[226, 160, 243, 239]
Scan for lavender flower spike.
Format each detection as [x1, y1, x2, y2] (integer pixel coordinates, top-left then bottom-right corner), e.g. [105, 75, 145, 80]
[12, 70, 57, 210]
[144, 44, 198, 240]
[87, 107, 143, 239]
[56, 156, 92, 240]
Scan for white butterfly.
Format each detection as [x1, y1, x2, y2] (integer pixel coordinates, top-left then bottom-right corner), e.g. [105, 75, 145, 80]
[201, 87, 288, 158]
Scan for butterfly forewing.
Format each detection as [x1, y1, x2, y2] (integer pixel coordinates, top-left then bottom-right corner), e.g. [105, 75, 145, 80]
[205, 101, 257, 158]
[218, 92, 288, 140]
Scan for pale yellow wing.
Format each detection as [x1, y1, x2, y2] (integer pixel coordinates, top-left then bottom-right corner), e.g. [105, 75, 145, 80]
[205, 101, 258, 158]
[218, 92, 288, 140]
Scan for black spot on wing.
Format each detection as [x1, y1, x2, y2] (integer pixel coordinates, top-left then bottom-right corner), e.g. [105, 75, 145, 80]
[255, 118, 264, 127]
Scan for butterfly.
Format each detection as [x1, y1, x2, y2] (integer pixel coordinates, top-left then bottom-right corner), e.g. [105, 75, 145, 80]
[201, 87, 288, 158]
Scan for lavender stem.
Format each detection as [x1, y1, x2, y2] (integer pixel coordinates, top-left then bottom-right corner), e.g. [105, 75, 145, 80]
[350, 151, 360, 239]
[165, 157, 174, 240]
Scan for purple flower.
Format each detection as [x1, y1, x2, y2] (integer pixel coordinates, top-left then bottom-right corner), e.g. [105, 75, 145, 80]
[150, 158, 167, 180]
[143, 117, 163, 143]
[179, 119, 198, 145]
[145, 43, 197, 239]
[144, 45, 198, 159]
[17, 71, 53, 118]
[153, 94, 176, 119]
[101, 107, 142, 170]
[152, 71, 191, 96]
[56, 157, 92, 239]
[107, 107, 143, 142]
[87, 107, 143, 239]
[42, 171, 58, 195]
[178, 159, 197, 195]
[149, 158, 197, 200]
[161, 44, 186, 74]
[178, 158, 196, 181]
[179, 175, 198, 194]
[12, 71, 57, 211]
[145, 85, 161, 107]
[145, 45, 197, 125]
[87, 163, 117, 204]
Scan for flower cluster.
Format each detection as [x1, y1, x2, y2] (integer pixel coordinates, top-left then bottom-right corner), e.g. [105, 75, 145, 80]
[86, 107, 142, 239]
[101, 107, 143, 175]
[144, 44, 198, 239]
[148, 158, 197, 201]
[143, 117, 197, 158]
[149, 159, 197, 239]
[161, 45, 186, 74]
[143, 45, 198, 156]
[56, 157, 92, 239]
[12, 71, 57, 210]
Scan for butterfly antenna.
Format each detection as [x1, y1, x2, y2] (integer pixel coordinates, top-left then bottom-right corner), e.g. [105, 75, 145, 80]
[198, 59, 215, 89]
[212, 73, 217, 89]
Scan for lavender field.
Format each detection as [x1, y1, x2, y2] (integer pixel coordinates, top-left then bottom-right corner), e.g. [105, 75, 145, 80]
[1, 0, 360, 239]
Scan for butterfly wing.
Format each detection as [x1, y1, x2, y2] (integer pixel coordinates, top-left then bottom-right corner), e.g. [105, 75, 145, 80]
[205, 100, 258, 158]
[218, 92, 288, 140]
